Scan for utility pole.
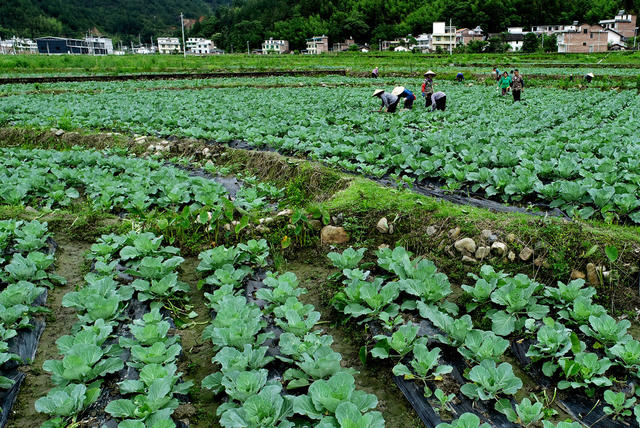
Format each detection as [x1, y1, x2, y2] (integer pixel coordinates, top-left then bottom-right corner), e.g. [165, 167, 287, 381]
[449, 18, 453, 55]
[180, 12, 186, 58]
[247, 40, 250, 55]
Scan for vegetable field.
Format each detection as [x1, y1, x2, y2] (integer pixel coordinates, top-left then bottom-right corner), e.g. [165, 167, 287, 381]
[2, 76, 640, 222]
[2, 59, 640, 428]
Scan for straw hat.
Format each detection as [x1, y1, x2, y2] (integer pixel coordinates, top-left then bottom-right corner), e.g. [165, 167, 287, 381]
[424, 70, 436, 76]
[586, 72, 594, 78]
[391, 86, 405, 96]
[372, 89, 384, 97]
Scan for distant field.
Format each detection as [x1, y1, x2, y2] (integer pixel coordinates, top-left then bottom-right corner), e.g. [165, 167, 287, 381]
[2, 51, 640, 77]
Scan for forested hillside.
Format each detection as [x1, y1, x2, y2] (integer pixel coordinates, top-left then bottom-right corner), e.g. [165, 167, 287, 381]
[1, 0, 637, 51]
[0, 0, 229, 42]
[190, 0, 638, 50]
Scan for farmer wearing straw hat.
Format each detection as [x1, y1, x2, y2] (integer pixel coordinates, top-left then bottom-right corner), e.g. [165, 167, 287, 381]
[585, 72, 594, 84]
[372, 89, 400, 113]
[392, 86, 416, 110]
[421, 70, 436, 107]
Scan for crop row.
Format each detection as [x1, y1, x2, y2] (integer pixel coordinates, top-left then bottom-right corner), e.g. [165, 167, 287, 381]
[0, 147, 282, 216]
[35, 231, 192, 428]
[196, 240, 386, 427]
[0, 220, 64, 419]
[328, 246, 640, 427]
[2, 83, 639, 222]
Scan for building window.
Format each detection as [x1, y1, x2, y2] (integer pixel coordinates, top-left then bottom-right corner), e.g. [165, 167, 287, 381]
[590, 33, 594, 39]
[583, 29, 588, 34]
[583, 42, 587, 46]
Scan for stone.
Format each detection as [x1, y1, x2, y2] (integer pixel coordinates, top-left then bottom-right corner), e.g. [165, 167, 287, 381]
[321, 226, 349, 244]
[454, 238, 476, 254]
[376, 217, 389, 234]
[491, 242, 507, 256]
[378, 244, 390, 250]
[462, 255, 477, 263]
[256, 225, 270, 233]
[586, 263, 599, 285]
[55, 129, 65, 137]
[277, 209, 293, 217]
[506, 233, 516, 243]
[426, 226, 437, 236]
[571, 270, 586, 280]
[223, 223, 231, 231]
[448, 227, 461, 239]
[481, 229, 493, 239]
[508, 251, 516, 262]
[519, 247, 534, 261]
[475, 246, 491, 260]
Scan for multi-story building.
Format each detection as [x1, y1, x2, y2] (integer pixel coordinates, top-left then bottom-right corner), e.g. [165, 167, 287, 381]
[186, 37, 216, 54]
[456, 26, 484, 45]
[599, 10, 637, 39]
[332, 37, 355, 52]
[557, 24, 608, 53]
[86, 37, 113, 54]
[36, 37, 110, 54]
[262, 38, 289, 54]
[306, 35, 329, 54]
[0, 37, 38, 54]
[432, 22, 457, 52]
[157, 37, 181, 54]
[414, 33, 432, 52]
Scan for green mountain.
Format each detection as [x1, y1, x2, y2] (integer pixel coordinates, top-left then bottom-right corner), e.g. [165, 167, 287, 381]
[0, 0, 230, 42]
[191, 0, 637, 50]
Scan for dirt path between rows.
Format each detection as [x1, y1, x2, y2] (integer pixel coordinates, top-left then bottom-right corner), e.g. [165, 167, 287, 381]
[6, 236, 91, 428]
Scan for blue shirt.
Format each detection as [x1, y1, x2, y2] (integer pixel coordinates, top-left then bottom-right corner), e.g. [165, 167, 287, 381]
[402, 89, 415, 100]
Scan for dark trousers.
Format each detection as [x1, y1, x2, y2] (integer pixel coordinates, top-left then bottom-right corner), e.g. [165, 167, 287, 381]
[387, 100, 399, 113]
[424, 92, 433, 108]
[434, 96, 446, 111]
[513, 90, 521, 102]
[404, 97, 414, 109]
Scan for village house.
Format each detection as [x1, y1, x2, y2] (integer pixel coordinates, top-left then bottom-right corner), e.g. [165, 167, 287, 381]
[262, 38, 289, 54]
[557, 24, 608, 53]
[306, 35, 329, 54]
[157, 37, 181, 54]
[332, 37, 355, 52]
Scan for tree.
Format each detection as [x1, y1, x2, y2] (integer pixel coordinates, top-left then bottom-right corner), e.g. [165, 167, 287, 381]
[487, 35, 508, 53]
[522, 32, 539, 52]
[541, 33, 557, 52]
[466, 40, 488, 53]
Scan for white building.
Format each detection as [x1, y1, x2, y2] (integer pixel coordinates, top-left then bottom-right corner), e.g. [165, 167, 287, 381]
[414, 33, 432, 52]
[0, 37, 38, 54]
[86, 37, 113, 54]
[432, 22, 457, 52]
[306, 35, 329, 54]
[505, 27, 525, 51]
[186, 37, 216, 55]
[262, 38, 289, 54]
[531, 23, 578, 35]
[157, 37, 181, 54]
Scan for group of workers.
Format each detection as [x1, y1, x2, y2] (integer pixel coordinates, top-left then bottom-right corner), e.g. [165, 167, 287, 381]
[371, 65, 599, 113]
[372, 70, 447, 113]
[493, 68, 525, 101]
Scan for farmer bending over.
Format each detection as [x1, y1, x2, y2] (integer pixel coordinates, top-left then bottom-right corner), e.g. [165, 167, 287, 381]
[372, 89, 399, 113]
[392, 86, 416, 110]
[429, 91, 447, 112]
